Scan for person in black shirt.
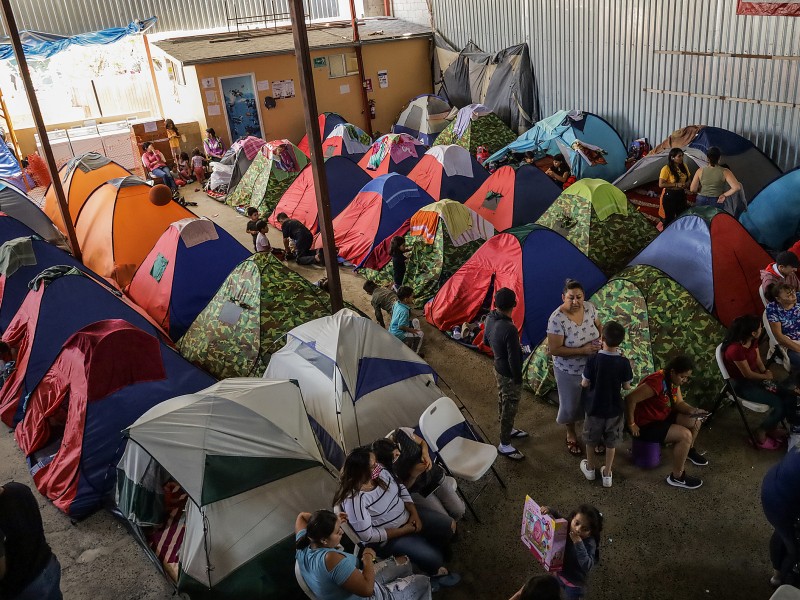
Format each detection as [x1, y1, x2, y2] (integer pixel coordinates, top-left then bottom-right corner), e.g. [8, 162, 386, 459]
[0, 482, 62, 599]
[277, 213, 322, 266]
[484, 288, 528, 461]
[390, 236, 409, 290]
[245, 207, 260, 251]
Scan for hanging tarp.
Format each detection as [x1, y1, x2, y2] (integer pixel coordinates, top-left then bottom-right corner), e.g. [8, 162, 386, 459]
[438, 40, 539, 136]
[0, 18, 157, 61]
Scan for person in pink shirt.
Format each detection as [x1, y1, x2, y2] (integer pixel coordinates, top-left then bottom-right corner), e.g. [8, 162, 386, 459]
[141, 142, 179, 197]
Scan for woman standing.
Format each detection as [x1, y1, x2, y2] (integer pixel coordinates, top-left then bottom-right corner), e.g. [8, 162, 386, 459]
[690, 146, 742, 208]
[625, 355, 709, 490]
[203, 127, 226, 161]
[547, 279, 602, 457]
[295, 510, 432, 600]
[658, 148, 691, 226]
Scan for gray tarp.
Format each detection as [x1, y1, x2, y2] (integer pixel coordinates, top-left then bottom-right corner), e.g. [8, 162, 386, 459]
[437, 39, 539, 135]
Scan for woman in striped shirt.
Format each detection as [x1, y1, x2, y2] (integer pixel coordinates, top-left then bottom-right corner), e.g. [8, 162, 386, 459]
[333, 447, 459, 583]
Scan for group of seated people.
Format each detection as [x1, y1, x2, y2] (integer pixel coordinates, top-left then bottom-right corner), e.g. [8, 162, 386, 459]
[295, 429, 465, 599]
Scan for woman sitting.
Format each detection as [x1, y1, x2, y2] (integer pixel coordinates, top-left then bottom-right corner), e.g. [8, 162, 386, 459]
[295, 510, 432, 600]
[333, 447, 459, 585]
[203, 127, 225, 161]
[722, 314, 792, 450]
[625, 355, 709, 490]
[373, 434, 465, 521]
[766, 282, 800, 371]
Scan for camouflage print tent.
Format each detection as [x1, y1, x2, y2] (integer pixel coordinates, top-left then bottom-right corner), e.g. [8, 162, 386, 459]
[523, 264, 724, 408]
[360, 200, 494, 307]
[226, 141, 308, 216]
[435, 111, 516, 155]
[178, 252, 332, 379]
[535, 179, 657, 275]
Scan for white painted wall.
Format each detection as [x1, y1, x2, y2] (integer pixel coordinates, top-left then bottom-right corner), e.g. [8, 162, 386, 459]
[392, 0, 432, 27]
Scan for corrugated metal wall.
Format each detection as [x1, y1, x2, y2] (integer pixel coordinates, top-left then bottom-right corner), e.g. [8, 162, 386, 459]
[0, 0, 340, 36]
[432, 0, 800, 170]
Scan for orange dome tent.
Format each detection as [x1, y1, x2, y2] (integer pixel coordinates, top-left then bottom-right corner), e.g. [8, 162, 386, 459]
[43, 152, 130, 235]
[74, 176, 194, 289]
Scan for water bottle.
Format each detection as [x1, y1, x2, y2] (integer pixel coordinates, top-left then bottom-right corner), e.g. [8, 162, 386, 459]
[452, 326, 461, 340]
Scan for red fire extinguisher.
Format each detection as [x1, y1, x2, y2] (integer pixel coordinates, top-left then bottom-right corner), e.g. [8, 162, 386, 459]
[368, 99, 376, 120]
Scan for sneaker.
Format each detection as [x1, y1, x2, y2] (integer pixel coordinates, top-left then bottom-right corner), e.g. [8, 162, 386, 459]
[687, 447, 708, 466]
[579, 459, 596, 481]
[600, 466, 612, 488]
[666, 471, 703, 490]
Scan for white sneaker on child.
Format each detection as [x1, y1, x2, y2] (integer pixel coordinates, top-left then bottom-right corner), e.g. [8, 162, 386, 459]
[579, 459, 596, 481]
[601, 466, 612, 488]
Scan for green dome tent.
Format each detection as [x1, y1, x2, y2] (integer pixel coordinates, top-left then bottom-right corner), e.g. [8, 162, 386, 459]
[435, 108, 516, 155]
[524, 265, 724, 407]
[536, 179, 657, 275]
[117, 378, 337, 600]
[360, 199, 494, 307]
[178, 252, 332, 379]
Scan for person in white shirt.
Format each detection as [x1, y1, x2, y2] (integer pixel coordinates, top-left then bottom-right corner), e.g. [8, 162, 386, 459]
[255, 220, 271, 253]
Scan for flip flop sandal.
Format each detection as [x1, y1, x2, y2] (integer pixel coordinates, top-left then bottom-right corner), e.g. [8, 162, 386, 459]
[594, 444, 606, 455]
[498, 448, 525, 460]
[510, 429, 529, 439]
[566, 438, 582, 456]
[432, 573, 462, 587]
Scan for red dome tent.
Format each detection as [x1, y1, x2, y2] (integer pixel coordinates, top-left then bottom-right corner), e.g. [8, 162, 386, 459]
[358, 133, 426, 178]
[298, 112, 347, 156]
[407, 145, 489, 202]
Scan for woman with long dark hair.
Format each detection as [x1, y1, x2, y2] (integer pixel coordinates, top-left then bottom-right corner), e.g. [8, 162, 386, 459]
[295, 510, 432, 599]
[658, 148, 691, 226]
[333, 447, 459, 586]
[689, 146, 742, 208]
[625, 355, 709, 489]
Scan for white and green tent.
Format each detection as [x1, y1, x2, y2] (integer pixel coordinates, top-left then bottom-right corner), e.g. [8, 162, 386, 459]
[116, 378, 337, 599]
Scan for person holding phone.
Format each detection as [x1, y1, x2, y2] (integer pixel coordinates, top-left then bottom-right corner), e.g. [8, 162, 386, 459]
[625, 355, 709, 490]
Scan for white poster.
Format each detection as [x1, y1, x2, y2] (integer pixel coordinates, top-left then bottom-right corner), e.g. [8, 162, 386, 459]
[257, 79, 270, 91]
[339, 84, 350, 94]
[205, 90, 217, 103]
[143, 121, 158, 133]
[378, 70, 388, 88]
[201, 77, 215, 88]
[207, 104, 221, 116]
[272, 79, 296, 99]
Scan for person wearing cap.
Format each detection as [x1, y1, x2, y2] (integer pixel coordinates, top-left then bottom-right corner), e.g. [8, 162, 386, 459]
[689, 146, 742, 208]
[761, 251, 800, 302]
[203, 128, 225, 161]
[484, 287, 528, 460]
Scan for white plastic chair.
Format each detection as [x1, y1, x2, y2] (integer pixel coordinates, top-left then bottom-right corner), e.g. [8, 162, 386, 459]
[763, 310, 791, 369]
[332, 503, 363, 558]
[759, 285, 769, 308]
[712, 343, 770, 447]
[418, 396, 505, 521]
[295, 562, 317, 599]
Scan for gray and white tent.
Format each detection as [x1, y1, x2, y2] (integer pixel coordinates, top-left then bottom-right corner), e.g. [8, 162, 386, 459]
[116, 378, 337, 600]
[0, 179, 68, 249]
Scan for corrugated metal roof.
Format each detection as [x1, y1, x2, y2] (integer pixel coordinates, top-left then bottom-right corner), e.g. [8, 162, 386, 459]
[0, 0, 340, 36]
[153, 17, 432, 65]
[432, 0, 800, 171]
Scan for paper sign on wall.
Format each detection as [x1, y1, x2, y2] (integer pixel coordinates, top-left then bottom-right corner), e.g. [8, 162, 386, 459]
[364, 78, 373, 92]
[272, 79, 295, 99]
[207, 104, 221, 116]
[201, 77, 215, 88]
[143, 121, 158, 133]
[257, 79, 270, 91]
[339, 84, 350, 94]
[378, 70, 388, 88]
[205, 90, 218, 103]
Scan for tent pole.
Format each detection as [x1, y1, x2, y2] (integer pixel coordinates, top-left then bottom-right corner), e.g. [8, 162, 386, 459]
[288, 0, 343, 313]
[348, 0, 373, 137]
[0, 0, 82, 261]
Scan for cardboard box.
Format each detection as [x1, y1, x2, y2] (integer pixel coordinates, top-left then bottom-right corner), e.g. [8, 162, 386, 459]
[520, 496, 568, 572]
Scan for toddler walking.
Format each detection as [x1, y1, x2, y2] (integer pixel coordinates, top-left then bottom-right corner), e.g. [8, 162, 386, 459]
[191, 148, 206, 184]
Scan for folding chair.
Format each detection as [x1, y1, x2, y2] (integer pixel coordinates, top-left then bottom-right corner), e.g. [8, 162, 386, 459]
[759, 285, 769, 308]
[763, 311, 791, 369]
[332, 503, 364, 557]
[418, 396, 505, 522]
[295, 562, 318, 599]
[712, 343, 770, 447]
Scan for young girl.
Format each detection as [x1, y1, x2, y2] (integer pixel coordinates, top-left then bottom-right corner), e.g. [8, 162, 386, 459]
[390, 236, 409, 291]
[177, 152, 192, 182]
[191, 148, 206, 184]
[541, 504, 602, 600]
[722, 314, 793, 450]
[165, 119, 181, 164]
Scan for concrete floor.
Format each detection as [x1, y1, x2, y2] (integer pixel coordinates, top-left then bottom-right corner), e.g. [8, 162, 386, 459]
[0, 185, 784, 600]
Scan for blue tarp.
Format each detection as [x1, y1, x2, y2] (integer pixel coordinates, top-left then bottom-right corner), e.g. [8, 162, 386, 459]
[0, 18, 157, 60]
[739, 167, 800, 250]
[0, 138, 21, 179]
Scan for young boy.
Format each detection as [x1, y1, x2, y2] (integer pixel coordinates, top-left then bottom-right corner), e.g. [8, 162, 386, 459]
[363, 280, 398, 328]
[388, 286, 423, 353]
[246, 207, 260, 251]
[579, 321, 633, 488]
[255, 220, 271, 253]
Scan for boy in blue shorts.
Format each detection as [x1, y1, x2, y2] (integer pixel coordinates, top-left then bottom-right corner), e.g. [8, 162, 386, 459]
[579, 321, 633, 488]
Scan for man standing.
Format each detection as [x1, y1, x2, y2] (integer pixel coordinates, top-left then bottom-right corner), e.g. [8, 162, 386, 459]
[276, 213, 323, 266]
[484, 288, 527, 460]
[0, 481, 62, 599]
